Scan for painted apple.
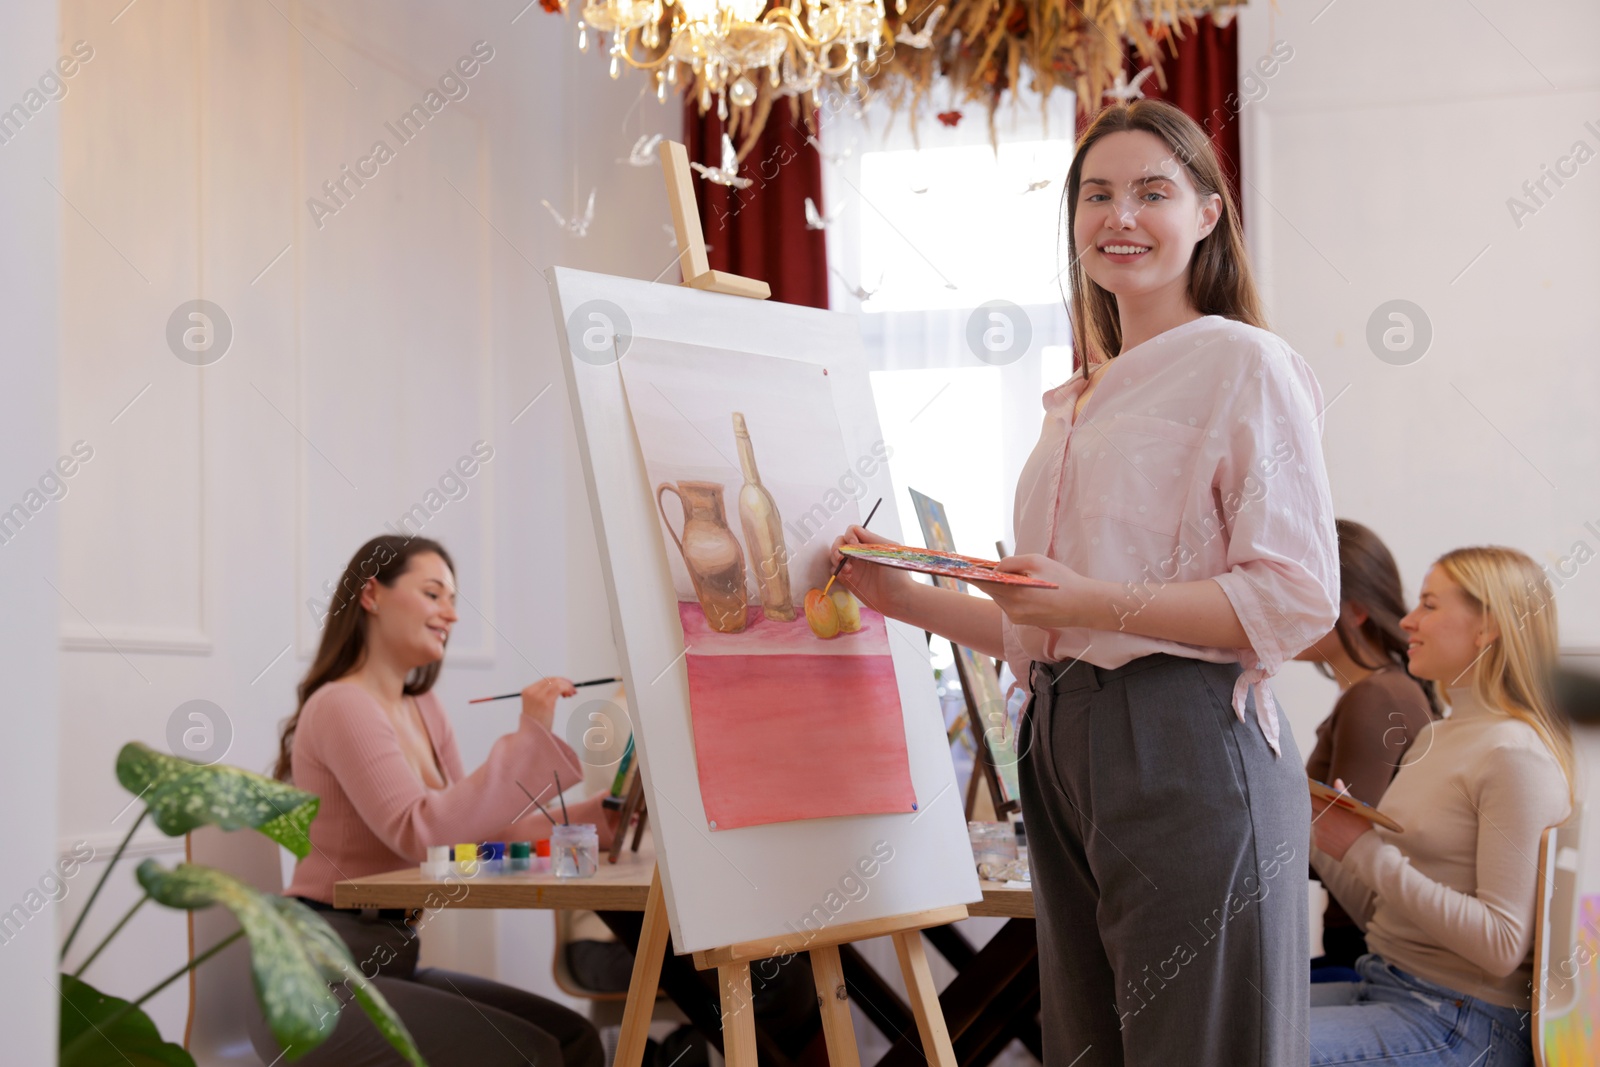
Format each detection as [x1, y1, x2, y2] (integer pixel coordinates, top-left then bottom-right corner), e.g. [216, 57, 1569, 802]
[804, 588, 840, 639]
[831, 589, 861, 633]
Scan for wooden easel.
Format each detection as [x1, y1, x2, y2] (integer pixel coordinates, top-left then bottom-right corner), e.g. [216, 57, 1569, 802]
[608, 769, 649, 864]
[616, 867, 967, 1067]
[660, 140, 771, 301]
[608, 142, 967, 1067]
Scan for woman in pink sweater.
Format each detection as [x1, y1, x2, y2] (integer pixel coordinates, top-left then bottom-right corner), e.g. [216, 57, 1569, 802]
[254, 534, 611, 1067]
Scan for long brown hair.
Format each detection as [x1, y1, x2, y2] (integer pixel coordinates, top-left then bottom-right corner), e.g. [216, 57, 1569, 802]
[273, 535, 456, 781]
[1317, 519, 1442, 717]
[1061, 99, 1268, 371]
[1434, 545, 1575, 804]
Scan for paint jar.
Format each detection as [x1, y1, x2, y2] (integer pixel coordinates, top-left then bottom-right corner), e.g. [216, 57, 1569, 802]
[508, 841, 533, 874]
[536, 839, 551, 872]
[421, 845, 453, 880]
[454, 843, 480, 878]
[479, 842, 506, 876]
[968, 821, 1018, 872]
[551, 824, 599, 879]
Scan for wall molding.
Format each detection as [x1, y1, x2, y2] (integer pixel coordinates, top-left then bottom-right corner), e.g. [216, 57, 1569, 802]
[289, 40, 499, 668]
[58, 3, 211, 657]
[60, 626, 213, 655]
[62, 829, 187, 865]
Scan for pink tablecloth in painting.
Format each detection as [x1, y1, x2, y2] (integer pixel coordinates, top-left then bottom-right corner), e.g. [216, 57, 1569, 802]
[677, 602, 917, 831]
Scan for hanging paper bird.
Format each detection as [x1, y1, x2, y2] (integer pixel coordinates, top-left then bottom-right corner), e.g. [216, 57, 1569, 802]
[805, 134, 855, 165]
[1023, 178, 1052, 193]
[1103, 67, 1155, 104]
[829, 266, 883, 302]
[804, 197, 843, 231]
[936, 110, 963, 127]
[541, 188, 597, 237]
[895, 5, 944, 49]
[618, 134, 663, 167]
[689, 134, 753, 189]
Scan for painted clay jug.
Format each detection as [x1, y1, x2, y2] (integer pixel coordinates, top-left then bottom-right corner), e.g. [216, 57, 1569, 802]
[656, 480, 748, 633]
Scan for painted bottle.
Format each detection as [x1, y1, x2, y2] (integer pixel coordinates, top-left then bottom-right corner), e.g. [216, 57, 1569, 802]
[732, 412, 795, 621]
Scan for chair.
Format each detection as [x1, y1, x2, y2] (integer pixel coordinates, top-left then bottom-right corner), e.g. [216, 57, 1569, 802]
[183, 825, 285, 1066]
[553, 909, 633, 1003]
[1531, 806, 1586, 1067]
[553, 906, 680, 1059]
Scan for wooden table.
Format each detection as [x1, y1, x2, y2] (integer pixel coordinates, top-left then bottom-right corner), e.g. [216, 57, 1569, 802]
[333, 837, 1033, 917]
[335, 841, 1039, 1067]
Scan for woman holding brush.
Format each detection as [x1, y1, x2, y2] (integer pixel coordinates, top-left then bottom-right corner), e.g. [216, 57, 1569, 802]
[259, 533, 611, 1067]
[834, 100, 1337, 1066]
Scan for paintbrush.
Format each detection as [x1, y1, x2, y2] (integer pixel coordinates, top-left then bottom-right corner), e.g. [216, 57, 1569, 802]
[823, 496, 883, 596]
[469, 677, 620, 704]
[515, 780, 561, 828]
[554, 772, 570, 825]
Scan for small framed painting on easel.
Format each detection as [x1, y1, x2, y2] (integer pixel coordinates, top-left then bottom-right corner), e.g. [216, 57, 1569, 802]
[909, 488, 1022, 820]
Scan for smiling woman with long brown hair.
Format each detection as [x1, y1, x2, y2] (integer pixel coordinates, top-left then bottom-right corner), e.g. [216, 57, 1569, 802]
[835, 99, 1339, 1065]
[254, 534, 612, 1067]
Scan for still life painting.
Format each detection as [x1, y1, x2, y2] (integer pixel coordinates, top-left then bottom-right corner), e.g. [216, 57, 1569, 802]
[619, 338, 917, 831]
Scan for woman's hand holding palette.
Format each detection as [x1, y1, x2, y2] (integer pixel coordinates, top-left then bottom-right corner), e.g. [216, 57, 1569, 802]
[1308, 777, 1404, 833]
[838, 542, 1059, 589]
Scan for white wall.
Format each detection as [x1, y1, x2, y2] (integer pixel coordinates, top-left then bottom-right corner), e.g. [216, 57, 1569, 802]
[0, 5, 63, 1060]
[51, 0, 681, 1042]
[1233, 0, 1600, 918]
[1233, 0, 1600, 755]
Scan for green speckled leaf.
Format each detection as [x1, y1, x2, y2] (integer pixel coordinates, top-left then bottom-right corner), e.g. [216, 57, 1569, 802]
[116, 742, 319, 858]
[272, 897, 427, 1067]
[137, 860, 339, 1056]
[135, 861, 427, 1067]
[58, 973, 196, 1067]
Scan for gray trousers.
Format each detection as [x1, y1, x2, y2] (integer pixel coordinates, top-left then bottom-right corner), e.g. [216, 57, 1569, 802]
[1019, 654, 1311, 1066]
[247, 908, 605, 1067]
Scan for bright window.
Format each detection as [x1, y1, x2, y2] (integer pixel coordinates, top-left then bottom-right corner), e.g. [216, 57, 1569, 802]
[819, 90, 1080, 557]
[856, 139, 1076, 313]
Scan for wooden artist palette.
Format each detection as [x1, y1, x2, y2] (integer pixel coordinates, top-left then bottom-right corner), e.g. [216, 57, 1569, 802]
[1309, 778, 1404, 833]
[839, 543, 1059, 589]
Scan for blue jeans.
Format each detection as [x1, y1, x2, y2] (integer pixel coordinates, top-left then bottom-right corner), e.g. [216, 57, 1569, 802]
[1309, 954, 1533, 1066]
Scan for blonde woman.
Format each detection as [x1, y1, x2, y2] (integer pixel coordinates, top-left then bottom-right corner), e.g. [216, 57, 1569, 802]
[1309, 546, 1574, 1066]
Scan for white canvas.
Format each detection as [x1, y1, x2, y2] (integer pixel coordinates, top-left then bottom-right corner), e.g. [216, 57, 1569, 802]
[549, 267, 981, 953]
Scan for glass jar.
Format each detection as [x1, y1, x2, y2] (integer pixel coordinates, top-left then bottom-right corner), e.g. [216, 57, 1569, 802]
[968, 820, 1018, 867]
[552, 823, 599, 879]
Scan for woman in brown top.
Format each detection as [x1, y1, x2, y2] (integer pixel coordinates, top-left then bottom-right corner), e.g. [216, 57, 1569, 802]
[1296, 519, 1439, 974]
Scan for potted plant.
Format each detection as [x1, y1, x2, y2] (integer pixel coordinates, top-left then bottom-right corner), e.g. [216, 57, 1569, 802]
[58, 742, 427, 1066]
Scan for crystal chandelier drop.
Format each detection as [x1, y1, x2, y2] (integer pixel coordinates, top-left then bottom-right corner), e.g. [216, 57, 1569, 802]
[575, 0, 898, 123]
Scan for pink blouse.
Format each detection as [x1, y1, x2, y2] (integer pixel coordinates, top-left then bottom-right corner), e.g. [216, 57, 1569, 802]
[1001, 314, 1339, 755]
[284, 681, 583, 903]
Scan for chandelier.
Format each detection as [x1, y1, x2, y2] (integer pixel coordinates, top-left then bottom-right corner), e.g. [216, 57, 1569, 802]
[577, 0, 893, 120]
[555, 0, 1245, 148]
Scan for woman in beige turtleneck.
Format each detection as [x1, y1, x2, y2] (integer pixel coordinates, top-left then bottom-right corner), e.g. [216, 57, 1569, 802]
[1307, 545, 1574, 1067]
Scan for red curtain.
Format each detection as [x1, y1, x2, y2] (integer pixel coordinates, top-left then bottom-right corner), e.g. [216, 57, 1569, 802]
[684, 103, 830, 309]
[1077, 14, 1245, 230]
[682, 16, 1235, 304]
